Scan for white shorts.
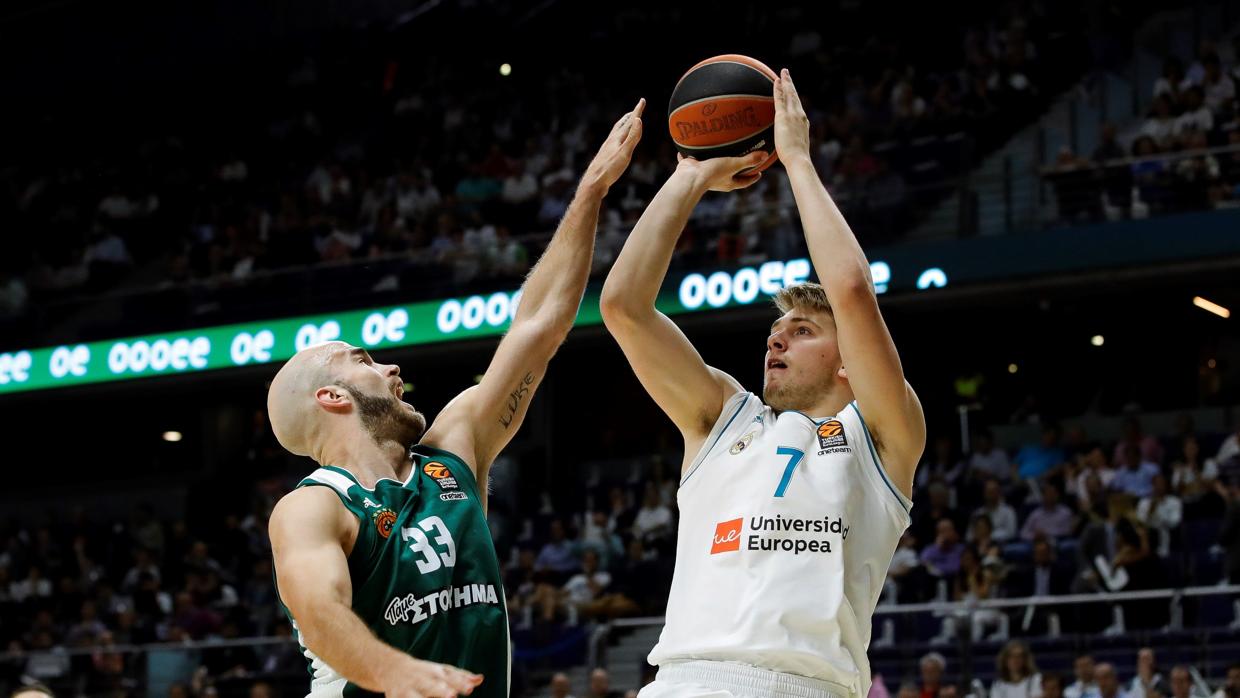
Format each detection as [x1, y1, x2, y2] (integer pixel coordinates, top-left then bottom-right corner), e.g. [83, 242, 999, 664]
[637, 660, 851, 698]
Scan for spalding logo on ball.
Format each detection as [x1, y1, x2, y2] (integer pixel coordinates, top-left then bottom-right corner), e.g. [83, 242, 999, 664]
[668, 54, 779, 173]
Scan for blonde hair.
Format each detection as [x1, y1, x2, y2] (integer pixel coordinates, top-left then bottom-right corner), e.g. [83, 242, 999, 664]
[773, 282, 833, 316]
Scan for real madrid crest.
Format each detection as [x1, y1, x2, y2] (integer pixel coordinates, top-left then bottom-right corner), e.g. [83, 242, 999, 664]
[730, 432, 755, 455]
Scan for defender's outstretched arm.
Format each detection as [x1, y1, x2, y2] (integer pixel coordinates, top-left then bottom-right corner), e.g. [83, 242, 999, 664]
[423, 101, 646, 501]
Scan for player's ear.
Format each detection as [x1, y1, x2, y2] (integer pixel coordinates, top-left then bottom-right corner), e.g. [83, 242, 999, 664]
[315, 385, 352, 412]
[838, 365, 848, 380]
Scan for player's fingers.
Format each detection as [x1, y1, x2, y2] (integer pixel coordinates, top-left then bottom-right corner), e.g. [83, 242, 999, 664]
[774, 74, 784, 108]
[421, 674, 465, 698]
[781, 69, 799, 105]
[733, 171, 762, 189]
[611, 116, 630, 141]
[611, 98, 645, 140]
[448, 668, 483, 691]
[716, 150, 766, 171]
[739, 150, 769, 170]
[621, 116, 643, 148]
[704, 151, 766, 181]
[426, 682, 458, 698]
[782, 69, 805, 111]
[442, 665, 482, 691]
[611, 97, 645, 141]
[611, 113, 634, 139]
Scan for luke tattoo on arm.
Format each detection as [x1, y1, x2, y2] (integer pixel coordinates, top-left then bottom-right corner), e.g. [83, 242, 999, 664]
[499, 372, 536, 428]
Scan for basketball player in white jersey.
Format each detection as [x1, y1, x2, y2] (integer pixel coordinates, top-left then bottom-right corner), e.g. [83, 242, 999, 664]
[600, 70, 925, 698]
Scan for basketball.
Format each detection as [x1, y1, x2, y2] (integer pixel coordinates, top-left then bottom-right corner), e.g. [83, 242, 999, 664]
[668, 54, 779, 172]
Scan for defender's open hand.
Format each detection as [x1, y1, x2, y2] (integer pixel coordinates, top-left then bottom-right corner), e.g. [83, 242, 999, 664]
[583, 98, 646, 193]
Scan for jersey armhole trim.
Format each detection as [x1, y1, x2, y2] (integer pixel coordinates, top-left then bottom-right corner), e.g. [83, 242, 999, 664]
[296, 478, 364, 526]
[681, 391, 749, 486]
[849, 401, 914, 515]
[303, 469, 356, 503]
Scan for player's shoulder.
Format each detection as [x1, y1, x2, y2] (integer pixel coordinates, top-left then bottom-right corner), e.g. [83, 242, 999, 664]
[270, 482, 354, 539]
[684, 371, 749, 439]
[726, 388, 763, 412]
[708, 390, 764, 431]
[276, 481, 345, 509]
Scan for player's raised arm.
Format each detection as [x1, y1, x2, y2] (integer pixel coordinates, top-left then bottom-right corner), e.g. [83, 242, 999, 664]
[269, 487, 482, 698]
[773, 68, 925, 495]
[599, 150, 766, 444]
[422, 100, 646, 488]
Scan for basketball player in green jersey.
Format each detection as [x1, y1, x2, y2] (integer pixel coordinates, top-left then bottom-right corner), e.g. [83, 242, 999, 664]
[266, 99, 646, 698]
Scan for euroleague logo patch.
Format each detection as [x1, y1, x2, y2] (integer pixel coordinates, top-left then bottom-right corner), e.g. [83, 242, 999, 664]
[817, 420, 847, 450]
[373, 508, 397, 539]
[423, 461, 459, 491]
[711, 518, 744, 554]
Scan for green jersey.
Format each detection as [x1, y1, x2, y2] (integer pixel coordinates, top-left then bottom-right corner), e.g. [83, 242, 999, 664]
[278, 445, 509, 697]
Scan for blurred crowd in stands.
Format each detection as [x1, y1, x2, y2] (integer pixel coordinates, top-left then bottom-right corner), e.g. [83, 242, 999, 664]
[887, 414, 1240, 645]
[1047, 36, 1240, 223]
[2, 407, 1238, 697]
[0, 2, 1099, 336]
[878, 643, 1240, 698]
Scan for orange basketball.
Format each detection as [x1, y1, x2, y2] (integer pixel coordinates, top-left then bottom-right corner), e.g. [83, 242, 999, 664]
[668, 54, 779, 173]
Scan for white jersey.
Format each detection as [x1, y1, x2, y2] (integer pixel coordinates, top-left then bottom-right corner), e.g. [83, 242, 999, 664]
[648, 392, 913, 698]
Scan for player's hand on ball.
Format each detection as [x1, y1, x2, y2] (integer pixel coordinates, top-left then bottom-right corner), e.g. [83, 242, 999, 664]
[383, 657, 483, 698]
[583, 98, 646, 193]
[676, 150, 767, 192]
[774, 68, 811, 165]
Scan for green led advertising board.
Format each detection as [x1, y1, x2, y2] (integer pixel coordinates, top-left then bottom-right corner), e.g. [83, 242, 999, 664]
[0, 258, 836, 396]
[7, 206, 1232, 396]
[0, 290, 527, 396]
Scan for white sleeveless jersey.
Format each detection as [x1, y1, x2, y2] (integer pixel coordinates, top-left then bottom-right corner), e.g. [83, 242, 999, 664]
[648, 392, 913, 698]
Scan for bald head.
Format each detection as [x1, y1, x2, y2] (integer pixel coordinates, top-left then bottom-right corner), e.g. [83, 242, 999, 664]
[268, 342, 346, 456]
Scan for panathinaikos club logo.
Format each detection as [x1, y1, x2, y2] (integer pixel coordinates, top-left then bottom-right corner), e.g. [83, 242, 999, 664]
[373, 507, 397, 538]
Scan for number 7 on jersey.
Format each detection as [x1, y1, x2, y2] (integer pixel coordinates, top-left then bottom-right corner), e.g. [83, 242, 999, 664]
[774, 447, 805, 497]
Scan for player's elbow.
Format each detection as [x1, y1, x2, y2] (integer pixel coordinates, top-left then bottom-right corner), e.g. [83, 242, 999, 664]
[290, 613, 336, 661]
[514, 316, 570, 357]
[524, 290, 585, 335]
[599, 286, 648, 329]
[826, 273, 876, 309]
[599, 283, 626, 320]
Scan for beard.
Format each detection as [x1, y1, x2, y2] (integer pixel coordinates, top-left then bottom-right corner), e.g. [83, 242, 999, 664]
[339, 382, 426, 446]
[763, 372, 835, 412]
